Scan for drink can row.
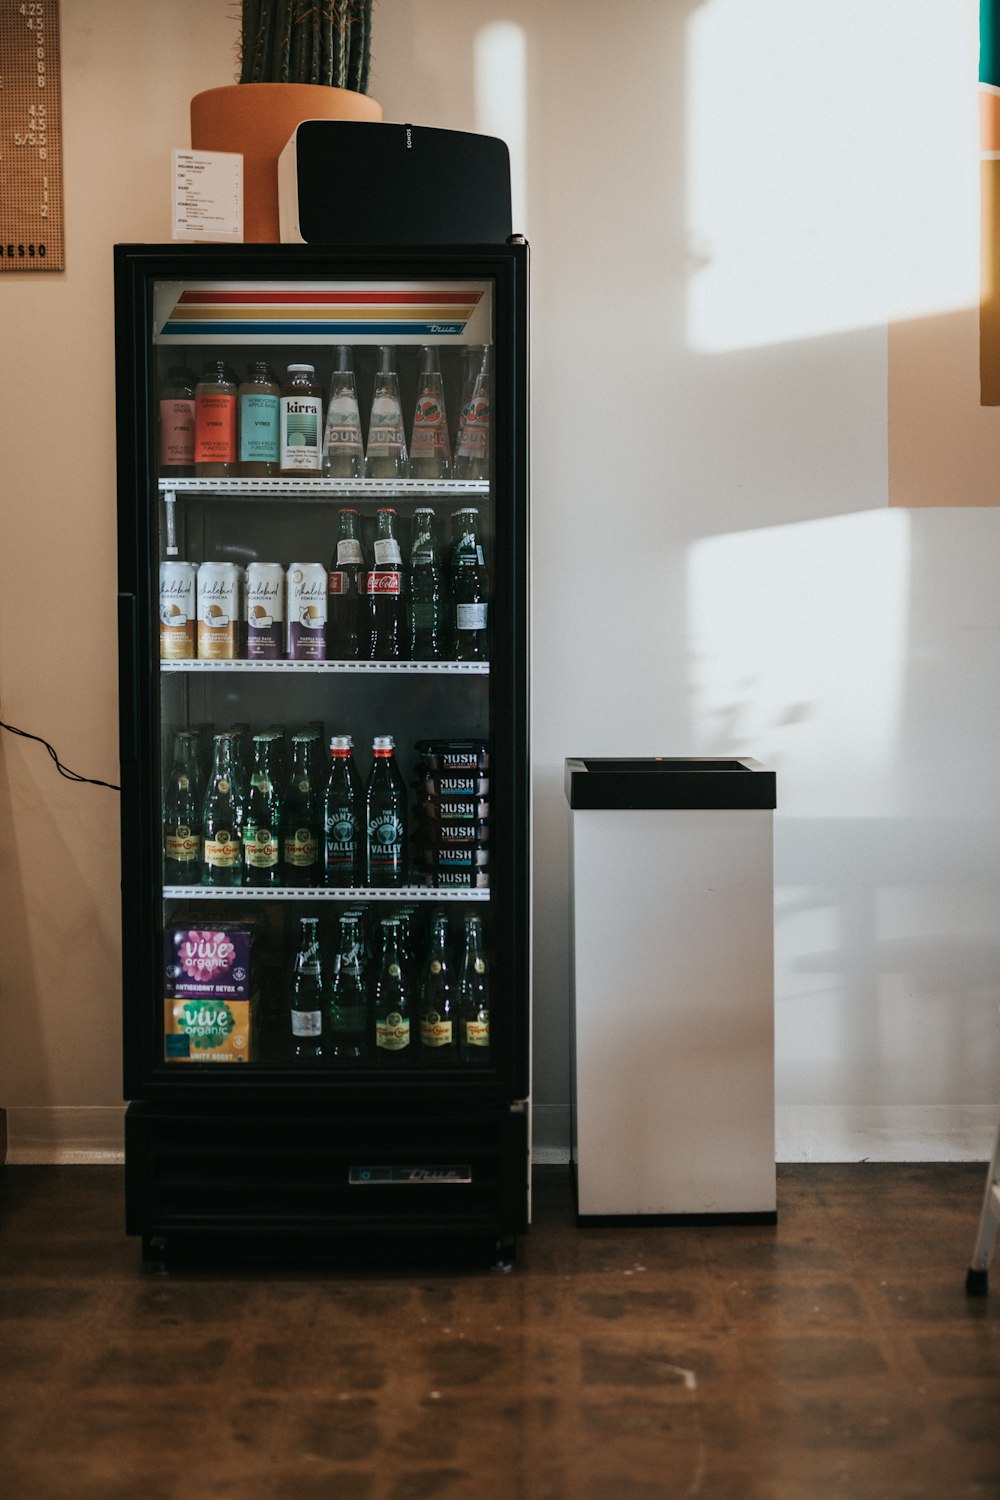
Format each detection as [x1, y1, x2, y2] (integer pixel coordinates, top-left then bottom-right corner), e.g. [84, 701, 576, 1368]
[159, 561, 330, 660]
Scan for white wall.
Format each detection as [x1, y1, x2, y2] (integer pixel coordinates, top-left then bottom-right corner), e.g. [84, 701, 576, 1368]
[0, 0, 996, 1161]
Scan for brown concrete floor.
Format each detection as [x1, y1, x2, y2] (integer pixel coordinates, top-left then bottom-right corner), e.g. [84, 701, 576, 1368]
[0, 1162, 997, 1500]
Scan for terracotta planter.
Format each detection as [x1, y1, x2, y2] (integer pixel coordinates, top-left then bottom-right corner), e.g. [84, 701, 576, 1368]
[191, 83, 383, 243]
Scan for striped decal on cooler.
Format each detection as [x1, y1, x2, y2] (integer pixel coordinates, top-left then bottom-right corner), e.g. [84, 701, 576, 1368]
[161, 288, 483, 339]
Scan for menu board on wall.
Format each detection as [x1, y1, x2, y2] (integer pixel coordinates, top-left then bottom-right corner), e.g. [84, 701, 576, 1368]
[0, 0, 64, 272]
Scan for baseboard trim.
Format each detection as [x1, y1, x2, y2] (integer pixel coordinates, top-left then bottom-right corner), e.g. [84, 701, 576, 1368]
[3, 1102, 993, 1167]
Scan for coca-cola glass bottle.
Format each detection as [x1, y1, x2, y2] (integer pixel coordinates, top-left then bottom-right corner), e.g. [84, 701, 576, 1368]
[449, 507, 489, 661]
[365, 735, 408, 888]
[408, 507, 450, 660]
[326, 507, 367, 659]
[408, 346, 451, 480]
[364, 346, 408, 479]
[367, 506, 405, 660]
[322, 346, 364, 478]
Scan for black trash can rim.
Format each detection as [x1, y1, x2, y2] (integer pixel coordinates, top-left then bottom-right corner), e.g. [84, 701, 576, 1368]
[564, 756, 776, 811]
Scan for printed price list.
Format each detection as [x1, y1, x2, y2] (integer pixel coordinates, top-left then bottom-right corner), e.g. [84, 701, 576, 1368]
[0, 0, 64, 271]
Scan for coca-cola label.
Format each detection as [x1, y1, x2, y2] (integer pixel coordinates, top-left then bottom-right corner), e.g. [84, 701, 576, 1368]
[367, 570, 402, 596]
[328, 570, 346, 596]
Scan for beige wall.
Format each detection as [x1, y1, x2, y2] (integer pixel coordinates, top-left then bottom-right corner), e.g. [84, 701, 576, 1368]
[2, 1, 998, 1163]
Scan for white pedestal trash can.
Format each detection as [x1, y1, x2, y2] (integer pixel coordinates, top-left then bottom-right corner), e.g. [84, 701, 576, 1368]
[566, 757, 777, 1222]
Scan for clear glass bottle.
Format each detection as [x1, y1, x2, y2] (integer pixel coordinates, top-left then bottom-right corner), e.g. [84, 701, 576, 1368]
[323, 735, 363, 888]
[365, 735, 408, 888]
[364, 345, 408, 479]
[449, 507, 489, 661]
[408, 346, 451, 480]
[328, 912, 368, 1062]
[453, 345, 491, 481]
[162, 730, 202, 885]
[367, 506, 405, 661]
[327, 507, 368, 660]
[373, 917, 413, 1066]
[242, 732, 282, 888]
[201, 733, 243, 887]
[281, 733, 322, 887]
[408, 507, 450, 660]
[322, 346, 364, 478]
[290, 916, 324, 1061]
[419, 914, 458, 1066]
[458, 914, 491, 1062]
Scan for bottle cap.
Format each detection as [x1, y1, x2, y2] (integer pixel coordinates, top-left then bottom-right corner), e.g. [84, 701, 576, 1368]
[330, 735, 354, 751]
[287, 363, 315, 373]
[373, 735, 395, 750]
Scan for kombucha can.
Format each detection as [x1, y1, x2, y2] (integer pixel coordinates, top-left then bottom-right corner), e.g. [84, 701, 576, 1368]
[159, 560, 197, 660]
[287, 562, 328, 660]
[197, 561, 242, 659]
[245, 561, 285, 660]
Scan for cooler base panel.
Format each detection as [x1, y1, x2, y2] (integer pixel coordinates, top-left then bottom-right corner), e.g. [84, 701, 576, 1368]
[124, 1102, 528, 1268]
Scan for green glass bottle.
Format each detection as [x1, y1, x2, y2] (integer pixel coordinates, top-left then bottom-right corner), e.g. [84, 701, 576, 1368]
[290, 916, 324, 1061]
[419, 914, 458, 1066]
[163, 730, 202, 885]
[328, 913, 368, 1062]
[457, 914, 491, 1063]
[201, 733, 243, 887]
[373, 917, 413, 1066]
[282, 733, 322, 887]
[242, 732, 282, 887]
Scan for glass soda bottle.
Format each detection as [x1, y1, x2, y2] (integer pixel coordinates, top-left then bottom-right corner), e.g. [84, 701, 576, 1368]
[408, 346, 451, 480]
[365, 735, 408, 888]
[322, 346, 364, 478]
[453, 345, 491, 480]
[419, 914, 458, 1065]
[158, 364, 198, 477]
[328, 912, 368, 1062]
[290, 916, 324, 1061]
[458, 914, 491, 1062]
[327, 506, 367, 659]
[201, 733, 243, 887]
[163, 730, 202, 884]
[367, 506, 405, 660]
[323, 734, 363, 888]
[194, 360, 238, 477]
[373, 917, 413, 1065]
[279, 363, 323, 476]
[281, 732, 322, 886]
[450, 507, 489, 661]
[408, 507, 450, 660]
[364, 346, 408, 479]
[238, 360, 280, 477]
[242, 732, 282, 887]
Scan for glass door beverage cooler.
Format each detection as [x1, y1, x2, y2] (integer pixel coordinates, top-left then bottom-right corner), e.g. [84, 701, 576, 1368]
[114, 243, 529, 1266]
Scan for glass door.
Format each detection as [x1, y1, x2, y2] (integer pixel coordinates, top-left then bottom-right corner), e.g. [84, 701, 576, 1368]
[145, 268, 517, 1081]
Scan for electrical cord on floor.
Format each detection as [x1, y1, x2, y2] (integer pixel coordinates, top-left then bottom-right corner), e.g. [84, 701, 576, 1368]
[0, 720, 121, 791]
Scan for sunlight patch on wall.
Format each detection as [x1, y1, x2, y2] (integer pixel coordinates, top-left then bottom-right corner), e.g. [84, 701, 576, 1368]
[687, 511, 911, 806]
[686, 0, 978, 353]
[474, 21, 527, 234]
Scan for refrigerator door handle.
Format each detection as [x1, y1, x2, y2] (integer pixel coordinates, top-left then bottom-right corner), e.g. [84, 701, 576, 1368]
[118, 590, 140, 766]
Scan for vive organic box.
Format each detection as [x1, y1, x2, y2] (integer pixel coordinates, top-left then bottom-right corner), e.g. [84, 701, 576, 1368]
[163, 923, 256, 1062]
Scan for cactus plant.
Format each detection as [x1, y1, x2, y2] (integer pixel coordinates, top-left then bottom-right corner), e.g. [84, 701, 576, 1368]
[238, 0, 373, 93]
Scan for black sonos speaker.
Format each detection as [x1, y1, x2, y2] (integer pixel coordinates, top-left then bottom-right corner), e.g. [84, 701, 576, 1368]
[278, 121, 513, 245]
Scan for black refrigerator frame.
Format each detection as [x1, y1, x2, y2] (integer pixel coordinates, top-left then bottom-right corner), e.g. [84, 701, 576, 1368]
[114, 242, 529, 1266]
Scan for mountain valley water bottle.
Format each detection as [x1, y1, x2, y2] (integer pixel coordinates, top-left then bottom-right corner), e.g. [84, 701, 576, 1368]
[323, 735, 363, 888]
[322, 346, 364, 478]
[364, 346, 408, 479]
[365, 735, 408, 888]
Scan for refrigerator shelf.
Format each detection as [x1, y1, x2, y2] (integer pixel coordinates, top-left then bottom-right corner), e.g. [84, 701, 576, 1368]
[163, 885, 490, 902]
[160, 479, 489, 500]
[160, 659, 489, 675]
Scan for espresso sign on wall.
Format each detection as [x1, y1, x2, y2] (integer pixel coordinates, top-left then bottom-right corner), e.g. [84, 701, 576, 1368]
[0, 0, 64, 272]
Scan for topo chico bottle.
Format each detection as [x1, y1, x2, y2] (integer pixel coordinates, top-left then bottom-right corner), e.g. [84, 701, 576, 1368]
[419, 914, 458, 1065]
[201, 733, 243, 887]
[373, 917, 413, 1065]
[281, 733, 322, 887]
[163, 730, 202, 885]
[458, 914, 491, 1062]
[242, 733, 282, 888]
